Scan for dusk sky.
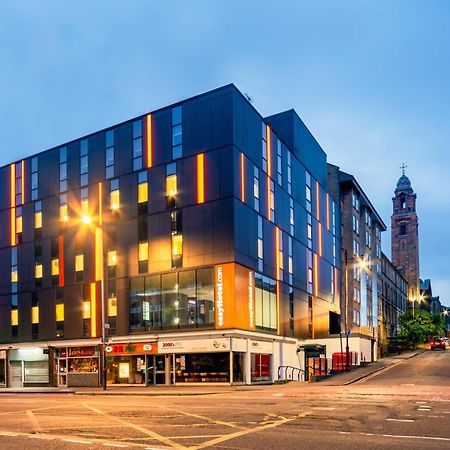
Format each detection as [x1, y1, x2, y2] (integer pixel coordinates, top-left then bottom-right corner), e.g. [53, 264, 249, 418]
[1, 0, 448, 303]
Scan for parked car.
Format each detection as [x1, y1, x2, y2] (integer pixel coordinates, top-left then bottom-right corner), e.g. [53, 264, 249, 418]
[430, 337, 446, 350]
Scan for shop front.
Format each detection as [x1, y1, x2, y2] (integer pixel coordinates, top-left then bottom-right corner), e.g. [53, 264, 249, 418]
[55, 346, 100, 387]
[0, 350, 7, 387]
[105, 342, 157, 385]
[8, 347, 49, 388]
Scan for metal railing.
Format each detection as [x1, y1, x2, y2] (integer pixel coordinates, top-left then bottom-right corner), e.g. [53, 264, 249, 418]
[277, 366, 306, 382]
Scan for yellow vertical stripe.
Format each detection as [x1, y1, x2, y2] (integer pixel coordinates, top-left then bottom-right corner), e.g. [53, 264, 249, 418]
[90, 282, 97, 337]
[197, 153, 205, 204]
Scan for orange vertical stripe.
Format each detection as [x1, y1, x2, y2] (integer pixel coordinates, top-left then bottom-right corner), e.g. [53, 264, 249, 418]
[21, 160, 25, 204]
[314, 253, 319, 297]
[146, 114, 153, 168]
[240, 153, 245, 202]
[318, 223, 323, 257]
[276, 280, 280, 335]
[10, 164, 16, 246]
[197, 153, 205, 204]
[90, 282, 97, 337]
[266, 125, 271, 177]
[316, 181, 320, 222]
[98, 182, 102, 226]
[326, 193, 330, 230]
[334, 267, 339, 303]
[58, 235, 65, 287]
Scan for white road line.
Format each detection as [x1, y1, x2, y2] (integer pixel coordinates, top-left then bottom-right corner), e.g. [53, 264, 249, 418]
[63, 439, 93, 444]
[386, 418, 414, 423]
[28, 435, 55, 440]
[339, 431, 350, 434]
[416, 401, 427, 404]
[382, 434, 450, 442]
[313, 407, 336, 411]
[0, 433, 18, 437]
[102, 444, 128, 448]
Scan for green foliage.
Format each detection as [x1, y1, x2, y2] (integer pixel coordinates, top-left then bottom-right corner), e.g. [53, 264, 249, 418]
[399, 310, 446, 348]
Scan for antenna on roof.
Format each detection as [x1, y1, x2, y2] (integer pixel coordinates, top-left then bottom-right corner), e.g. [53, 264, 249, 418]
[399, 163, 407, 176]
[244, 93, 253, 103]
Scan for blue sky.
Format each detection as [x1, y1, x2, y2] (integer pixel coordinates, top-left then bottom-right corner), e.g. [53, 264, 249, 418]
[1, 0, 448, 303]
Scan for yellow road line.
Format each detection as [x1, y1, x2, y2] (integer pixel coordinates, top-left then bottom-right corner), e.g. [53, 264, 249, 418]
[188, 412, 310, 450]
[26, 410, 43, 434]
[83, 403, 186, 450]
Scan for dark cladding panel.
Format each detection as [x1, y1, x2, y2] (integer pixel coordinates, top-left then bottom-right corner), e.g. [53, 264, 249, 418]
[115, 122, 132, 177]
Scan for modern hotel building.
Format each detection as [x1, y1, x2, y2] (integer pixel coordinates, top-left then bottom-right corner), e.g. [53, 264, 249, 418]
[0, 84, 341, 387]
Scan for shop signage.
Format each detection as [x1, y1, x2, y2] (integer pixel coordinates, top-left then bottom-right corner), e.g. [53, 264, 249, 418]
[231, 338, 247, 352]
[67, 346, 97, 358]
[158, 338, 230, 354]
[250, 340, 273, 354]
[248, 271, 254, 329]
[104, 343, 157, 355]
[216, 266, 224, 326]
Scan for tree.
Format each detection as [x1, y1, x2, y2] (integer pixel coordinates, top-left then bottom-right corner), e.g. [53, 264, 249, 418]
[398, 310, 445, 349]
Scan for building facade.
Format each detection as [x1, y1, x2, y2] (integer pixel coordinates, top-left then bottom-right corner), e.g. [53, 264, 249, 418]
[378, 252, 408, 355]
[0, 84, 342, 387]
[391, 171, 420, 300]
[327, 166, 386, 362]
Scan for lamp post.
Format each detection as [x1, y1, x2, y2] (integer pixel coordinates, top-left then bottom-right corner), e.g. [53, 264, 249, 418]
[343, 251, 369, 369]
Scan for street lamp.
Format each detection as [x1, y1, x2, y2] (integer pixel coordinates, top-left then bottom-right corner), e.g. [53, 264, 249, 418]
[344, 251, 369, 369]
[409, 294, 424, 318]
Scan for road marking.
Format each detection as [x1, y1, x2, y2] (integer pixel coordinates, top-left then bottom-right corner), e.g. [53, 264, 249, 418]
[83, 403, 186, 449]
[313, 407, 336, 411]
[102, 444, 129, 448]
[416, 401, 427, 404]
[26, 409, 44, 433]
[339, 431, 350, 434]
[382, 434, 450, 442]
[28, 435, 55, 440]
[385, 418, 414, 423]
[63, 438, 93, 444]
[363, 433, 374, 436]
[272, 393, 283, 397]
[191, 411, 310, 449]
[0, 432, 18, 436]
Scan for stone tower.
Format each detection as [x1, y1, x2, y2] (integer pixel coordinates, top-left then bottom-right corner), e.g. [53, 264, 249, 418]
[391, 167, 419, 299]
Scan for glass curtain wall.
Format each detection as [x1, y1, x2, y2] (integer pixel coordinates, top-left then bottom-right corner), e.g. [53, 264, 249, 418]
[130, 267, 214, 332]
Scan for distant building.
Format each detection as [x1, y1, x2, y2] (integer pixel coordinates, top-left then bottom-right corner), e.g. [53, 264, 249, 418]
[327, 165, 386, 362]
[420, 279, 442, 314]
[379, 252, 408, 354]
[391, 169, 420, 301]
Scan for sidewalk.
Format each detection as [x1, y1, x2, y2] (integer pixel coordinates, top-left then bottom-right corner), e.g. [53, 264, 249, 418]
[318, 349, 425, 385]
[0, 351, 425, 395]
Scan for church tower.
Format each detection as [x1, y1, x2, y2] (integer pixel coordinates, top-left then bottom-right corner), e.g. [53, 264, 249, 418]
[391, 165, 420, 299]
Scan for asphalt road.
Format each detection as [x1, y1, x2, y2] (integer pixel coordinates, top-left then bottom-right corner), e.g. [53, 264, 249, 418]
[0, 349, 449, 449]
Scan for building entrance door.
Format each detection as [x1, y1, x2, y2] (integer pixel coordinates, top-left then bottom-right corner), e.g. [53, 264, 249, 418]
[147, 355, 172, 386]
[57, 358, 67, 386]
[10, 361, 23, 388]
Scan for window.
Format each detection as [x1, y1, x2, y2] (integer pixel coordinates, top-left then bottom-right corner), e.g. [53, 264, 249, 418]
[352, 215, 359, 234]
[133, 120, 143, 171]
[31, 157, 38, 200]
[172, 106, 182, 159]
[353, 309, 360, 325]
[80, 139, 88, 186]
[366, 230, 371, 248]
[276, 139, 282, 185]
[353, 239, 360, 256]
[306, 171, 312, 213]
[105, 130, 114, 179]
[35, 263, 43, 279]
[253, 166, 259, 212]
[138, 171, 148, 203]
[255, 274, 277, 332]
[171, 234, 183, 268]
[354, 287, 361, 303]
[60, 146, 67, 193]
[16, 207, 22, 243]
[110, 179, 120, 211]
[287, 151, 292, 195]
[51, 258, 59, 276]
[80, 187, 89, 218]
[289, 198, 294, 235]
[307, 249, 313, 294]
[365, 210, 372, 228]
[352, 191, 360, 211]
[60, 193, 68, 223]
[75, 254, 84, 272]
[35, 201, 42, 229]
[107, 250, 117, 267]
[307, 213, 313, 249]
[288, 236, 293, 286]
[257, 215, 263, 272]
[399, 223, 407, 235]
[166, 163, 177, 208]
